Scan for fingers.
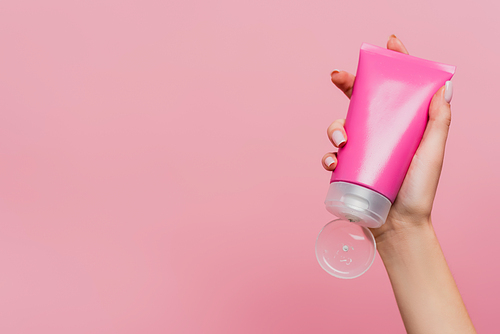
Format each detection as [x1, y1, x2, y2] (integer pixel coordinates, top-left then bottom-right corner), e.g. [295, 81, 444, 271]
[327, 118, 347, 148]
[322, 152, 338, 171]
[418, 82, 453, 167]
[331, 70, 356, 99]
[387, 34, 409, 55]
[408, 82, 453, 204]
[322, 118, 347, 171]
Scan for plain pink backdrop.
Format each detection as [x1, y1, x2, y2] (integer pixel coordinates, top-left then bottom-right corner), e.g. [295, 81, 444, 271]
[0, 0, 498, 333]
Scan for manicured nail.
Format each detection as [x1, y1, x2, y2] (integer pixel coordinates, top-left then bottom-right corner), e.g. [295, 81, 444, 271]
[389, 34, 397, 39]
[325, 156, 336, 167]
[331, 130, 346, 147]
[330, 69, 341, 76]
[444, 81, 453, 104]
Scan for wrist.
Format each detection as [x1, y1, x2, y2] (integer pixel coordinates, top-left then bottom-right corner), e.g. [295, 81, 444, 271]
[375, 218, 437, 263]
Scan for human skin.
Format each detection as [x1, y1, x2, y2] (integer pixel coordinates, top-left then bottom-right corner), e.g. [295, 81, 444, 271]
[322, 35, 476, 334]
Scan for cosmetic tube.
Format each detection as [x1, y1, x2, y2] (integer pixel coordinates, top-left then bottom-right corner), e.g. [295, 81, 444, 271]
[316, 43, 455, 279]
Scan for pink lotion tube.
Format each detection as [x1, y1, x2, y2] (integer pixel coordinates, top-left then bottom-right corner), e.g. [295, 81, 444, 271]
[326, 43, 456, 228]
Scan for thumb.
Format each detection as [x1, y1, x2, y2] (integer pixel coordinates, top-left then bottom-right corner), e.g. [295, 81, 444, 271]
[412, 81, 453, 195]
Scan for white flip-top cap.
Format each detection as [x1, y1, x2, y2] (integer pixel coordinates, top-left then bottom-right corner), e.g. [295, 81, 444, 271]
[324, 181, 392, 228]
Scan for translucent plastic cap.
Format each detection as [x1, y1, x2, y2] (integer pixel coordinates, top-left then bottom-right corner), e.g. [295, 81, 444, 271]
[316, 219, 376, 279]
[316, 182, 392, 279]
[324, 181, 391, 228]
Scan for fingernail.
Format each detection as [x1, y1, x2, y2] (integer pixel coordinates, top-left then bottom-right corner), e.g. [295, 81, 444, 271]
[330, 69, 341, 76]
[325, 156, 336, 167]
[331, 130, 346, 147]
[389, 34, 397, 40]
[444, 81, 453, 104]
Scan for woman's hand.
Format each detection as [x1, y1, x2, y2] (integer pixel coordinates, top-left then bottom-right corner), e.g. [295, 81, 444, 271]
[322, 36, 476, 334]
[321, 35, 453, 245]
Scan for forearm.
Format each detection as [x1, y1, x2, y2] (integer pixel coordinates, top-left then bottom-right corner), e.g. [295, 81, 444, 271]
[377, 221, 476, 334]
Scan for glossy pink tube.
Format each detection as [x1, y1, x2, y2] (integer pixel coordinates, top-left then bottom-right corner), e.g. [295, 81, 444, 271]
[331, 43, 456, 203]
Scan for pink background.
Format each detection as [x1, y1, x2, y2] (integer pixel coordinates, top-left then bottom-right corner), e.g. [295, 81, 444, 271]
[0, 0, 498, 333]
